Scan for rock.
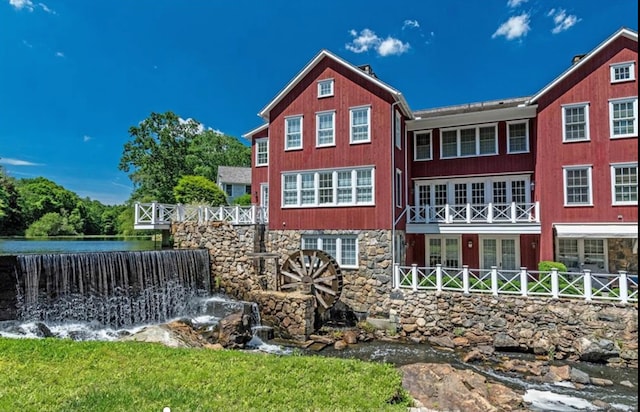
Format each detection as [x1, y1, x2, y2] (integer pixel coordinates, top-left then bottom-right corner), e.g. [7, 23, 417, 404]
[216, 312, 253, 349]
[569, 367, 590, 384]
[400, 363, 525, 412]
[334, 340, 348, 350]
[493, 332, 519, 350]
[576, 336, 619, 363]
[590, 377, 614, 386]
[342, 330, 358, 344]
[119, 321, 209, 348]
[427, 335, 455, 349]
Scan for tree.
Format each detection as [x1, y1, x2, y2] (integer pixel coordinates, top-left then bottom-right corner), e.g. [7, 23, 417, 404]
[173, 175, 226, 205]
[16, 177, 83, 232]
[119, 112, 202, 203]
[25, 212, 77, 237]
[186, 130, 251, 182]
[233, 193, 252, 206]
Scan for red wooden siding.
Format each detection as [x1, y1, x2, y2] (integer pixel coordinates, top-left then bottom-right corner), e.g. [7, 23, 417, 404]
[535, 36, 638, 260]
[265, 57, 401, 230]
[250, 128, 269, 205]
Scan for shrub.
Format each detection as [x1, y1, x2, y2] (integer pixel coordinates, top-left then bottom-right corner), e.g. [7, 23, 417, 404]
[538, 261, 567, 272]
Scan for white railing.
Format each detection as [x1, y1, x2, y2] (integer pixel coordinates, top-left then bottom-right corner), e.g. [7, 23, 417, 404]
[407, 202, 540, 224]
[134, 202, 268, 227]
[393, 263, 638, 304]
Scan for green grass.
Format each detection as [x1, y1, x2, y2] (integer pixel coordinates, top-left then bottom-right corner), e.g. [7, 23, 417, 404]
[0, 338, 411, 412]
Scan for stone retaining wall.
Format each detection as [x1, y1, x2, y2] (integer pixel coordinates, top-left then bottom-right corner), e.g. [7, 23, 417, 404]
[171, 222, 638, 367]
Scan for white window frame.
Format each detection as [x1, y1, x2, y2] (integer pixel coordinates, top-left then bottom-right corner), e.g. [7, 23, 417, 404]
[556, 238, 608, 273]
[317, 79, 334, 98]
[507, 120, 529, 154]
[562, 103, 590, 142]
[425, 236, 461, 268]
[301, 235, 358, 268]
[350, 106, 371, 144]
[395, 168, 402, 208]
[281, 167, 375, 208]
[415, 174, 532, 206]
[316, 110, 335, 147]
[285, 115, 303, 150]
[611, 162, 638, 205]
[610, 62, 635, 83]
[255, 138, 268, 166]
[414, 131, 432, 161]
[395, 110, 402, 149]
[439, 123, 498, 159]
[563, 165, 593, 206]
[609, 97, 638, 139]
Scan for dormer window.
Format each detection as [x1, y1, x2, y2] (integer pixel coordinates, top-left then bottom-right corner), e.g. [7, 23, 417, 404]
[318, 79, 334, 98]
[610, 62, 635, 83]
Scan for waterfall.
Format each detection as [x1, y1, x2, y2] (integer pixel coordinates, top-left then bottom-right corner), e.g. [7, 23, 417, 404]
[13, 249, 211, 328]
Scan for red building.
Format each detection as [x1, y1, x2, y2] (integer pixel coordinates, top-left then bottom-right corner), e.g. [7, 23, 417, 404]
[245, 28, 637, 278]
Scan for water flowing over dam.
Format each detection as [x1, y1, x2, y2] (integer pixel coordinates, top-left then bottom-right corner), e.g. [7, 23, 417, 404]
[2, 249, 211, 328]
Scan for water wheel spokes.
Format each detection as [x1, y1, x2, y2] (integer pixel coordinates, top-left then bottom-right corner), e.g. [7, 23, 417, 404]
[279, 249, 343, 313]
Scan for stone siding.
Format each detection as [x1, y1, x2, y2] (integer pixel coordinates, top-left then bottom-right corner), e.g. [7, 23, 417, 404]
[248, 290, 316, 341]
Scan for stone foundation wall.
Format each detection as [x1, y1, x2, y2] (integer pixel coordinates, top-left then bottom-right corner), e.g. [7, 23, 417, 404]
[608, 238, 638, 274]
[171, 222, 638, 364]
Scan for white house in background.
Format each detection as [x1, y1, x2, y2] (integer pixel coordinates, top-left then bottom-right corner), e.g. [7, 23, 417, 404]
[217, 166, 252, 204]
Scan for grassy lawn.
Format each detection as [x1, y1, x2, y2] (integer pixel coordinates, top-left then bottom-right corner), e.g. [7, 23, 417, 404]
[0, 337, 411, 412]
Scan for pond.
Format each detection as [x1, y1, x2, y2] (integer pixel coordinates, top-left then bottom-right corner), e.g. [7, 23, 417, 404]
[0, 238, 158, 255]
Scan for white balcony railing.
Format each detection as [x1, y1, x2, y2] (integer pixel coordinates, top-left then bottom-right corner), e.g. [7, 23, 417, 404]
[407, 202, 540, 224]
[134, 202, 268, 229]
[393, 263, 637, 304]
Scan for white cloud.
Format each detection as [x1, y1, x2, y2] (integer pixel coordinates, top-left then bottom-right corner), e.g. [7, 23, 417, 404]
[378, 37, 410, 56]
[55, 51, 64, 57]
[38, 2, 53, 13]
[507, 0, 527, 7]
[492, 13, 531, 40]
[402, 19, 419, 30]
[0, 157, 42, 166]
[346, 28, 410, 57]
[83, 135, 92, 142]
[547, 8, 580, 34]
[9, 0, 34, 11]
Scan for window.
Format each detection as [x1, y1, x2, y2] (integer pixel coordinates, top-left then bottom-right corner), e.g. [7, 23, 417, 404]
[395, 169, 402, 208]
[285, 115, 303, 150]
[316, 111, 335, 147]
[350, 106, 371, 143]
[245, 185, 251, 195]
[439, 124, 497, 158]
[562, 103, 590, 142]
[610, 62, 635, 83]
[223, 184, 232, 196]
[611, 163, 638, 205]
[395, 110, 402, 149]
[281, 167, 374, 207]
[255, 138, 268, 166]
[507, 121, 529, 153]
[563, 166, 592, 206]
[609, 98, 637, 139]
[414, 131, 432, 160]
[427, 237, 460, 267]
[302, 235, 358, 268]
[557, 239, 607, 273]
[318, 79, 334, 98]
[416, 176, 531, 207]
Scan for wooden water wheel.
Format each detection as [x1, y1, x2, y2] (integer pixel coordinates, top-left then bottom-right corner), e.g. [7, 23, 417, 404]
[279, 249, 343, 313]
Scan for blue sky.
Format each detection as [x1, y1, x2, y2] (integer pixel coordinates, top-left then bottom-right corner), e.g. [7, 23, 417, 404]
[1, 0, 637, 205]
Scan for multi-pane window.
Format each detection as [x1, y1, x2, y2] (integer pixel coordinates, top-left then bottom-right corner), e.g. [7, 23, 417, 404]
[255, 138, 268, 166]
[564, 166, 592, 206]
[557, 239, 607, 272]
[316, 111, 335, 146]
[611, 163, 638, 205]
[427, 237, 460, 267]
[302, 235, 358, 268]
[350, 106, 371, 143]
[414, 131, 432, 160]
[610, 62, 635, 83]
[507, 121, 529, 153]
[317, 79, 334, 97]
[562, 104, 590, 142]
[609, 98, 637, 138]
[282, 168, 374, 207]
[417, 176, 531, 207]
[285, 116, 303, 150]
[440, 124, 497, 158]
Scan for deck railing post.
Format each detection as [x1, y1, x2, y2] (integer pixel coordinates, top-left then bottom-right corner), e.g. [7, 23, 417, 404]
[619, 271, 629, 304]
[584, 269, 592, 301]
[436, 264, 443, 293]
[251, 205, 257, 224]
[462, 265, 470, 294]
[466, 204, 471, 223]
[491, 266, 498, 296]
[411, 264, 418, 291]
[393, 263, 400, 290]
[234, 206, 240, 224]
[444, 205, 450, 223]
[135, 202, 141, 224]
[487, 203, 493, 223]
[151, 202, 157, 224]
[534, 201, 540, 222]
[551, 268, 559, 299]
[520, 267, 528, 296]
[510, 202, 516, 223]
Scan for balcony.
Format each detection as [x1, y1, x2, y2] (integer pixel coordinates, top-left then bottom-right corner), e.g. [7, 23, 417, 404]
[406, 202, 540, 234]
[134, 203, 268, 230]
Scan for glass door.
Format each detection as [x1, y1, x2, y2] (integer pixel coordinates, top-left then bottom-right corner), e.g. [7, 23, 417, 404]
[481, 237, 518, 270]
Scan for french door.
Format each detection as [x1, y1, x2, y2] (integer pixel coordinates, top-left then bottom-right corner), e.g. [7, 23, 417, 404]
[481, 237, 519, 270]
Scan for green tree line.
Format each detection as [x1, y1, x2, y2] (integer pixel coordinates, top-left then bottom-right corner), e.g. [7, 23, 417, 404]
[0, 111, 251, 237]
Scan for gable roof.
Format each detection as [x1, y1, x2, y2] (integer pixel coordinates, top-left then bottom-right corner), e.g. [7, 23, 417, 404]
[257, 49, 413, 120]
[242, 123, 268, 139]
[528, 27, 638, 104]
[217, 166, 251, 184]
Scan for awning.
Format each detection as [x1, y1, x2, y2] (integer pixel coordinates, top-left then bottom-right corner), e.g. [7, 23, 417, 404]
[554, 223, 638, 238]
